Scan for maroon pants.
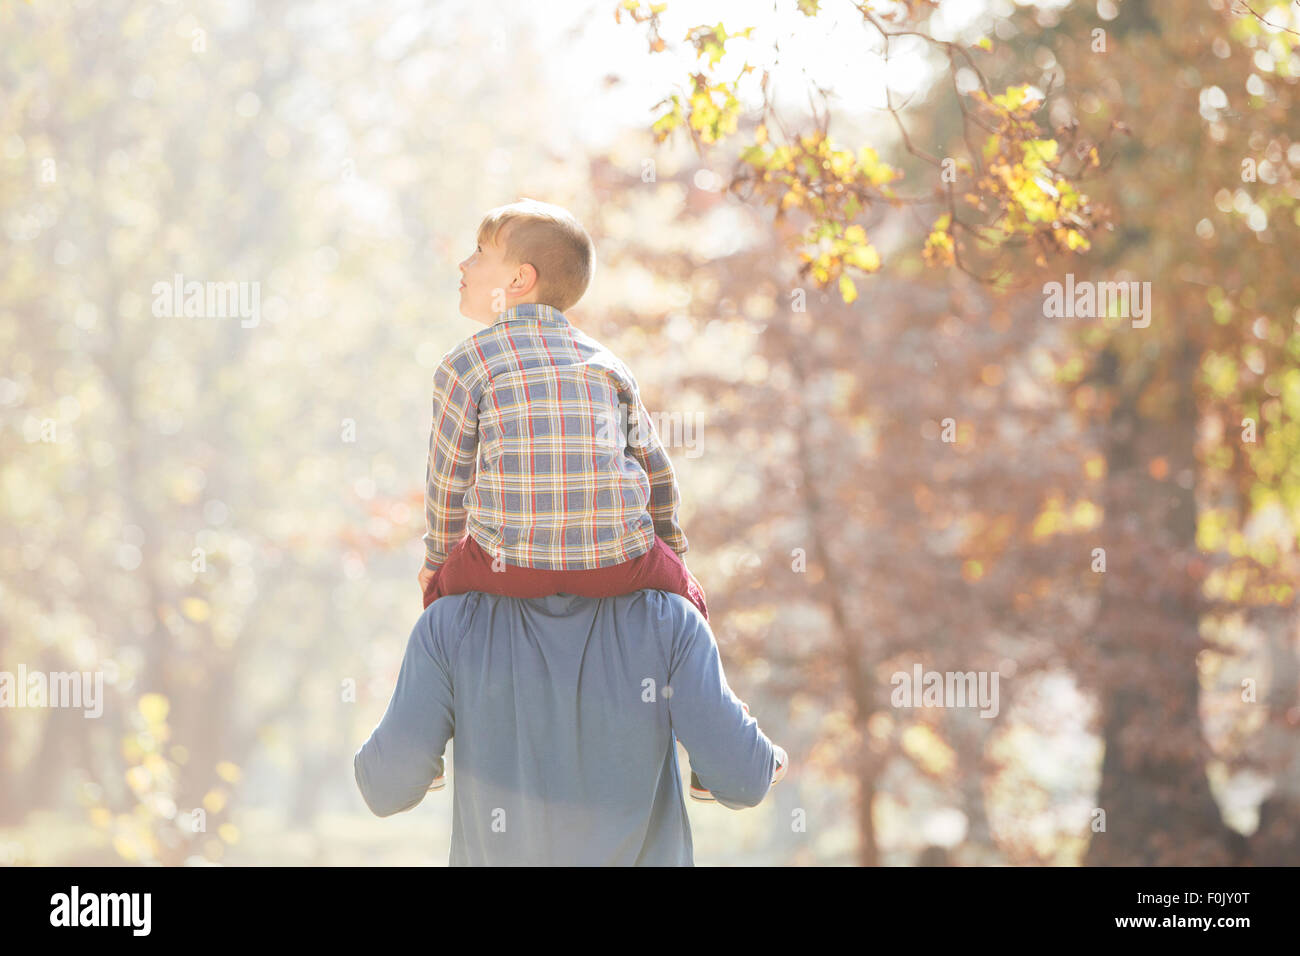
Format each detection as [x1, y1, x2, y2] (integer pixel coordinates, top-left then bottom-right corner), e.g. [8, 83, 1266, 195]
[423, 534, 708, 620]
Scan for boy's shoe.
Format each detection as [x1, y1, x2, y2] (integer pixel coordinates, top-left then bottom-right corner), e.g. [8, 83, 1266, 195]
[689, 747, 787, 802]
[689, 770, 715, 802]
[771, 745, 788, 785]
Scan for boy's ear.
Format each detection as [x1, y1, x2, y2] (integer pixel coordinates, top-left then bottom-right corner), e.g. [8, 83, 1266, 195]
[514, 261, 539, 293]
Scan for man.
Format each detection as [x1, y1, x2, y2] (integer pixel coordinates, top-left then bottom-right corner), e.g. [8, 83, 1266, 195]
[354, 589, 787, 865]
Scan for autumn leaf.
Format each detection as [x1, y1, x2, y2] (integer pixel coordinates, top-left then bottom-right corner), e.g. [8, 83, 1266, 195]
[839, 274, 858, 303]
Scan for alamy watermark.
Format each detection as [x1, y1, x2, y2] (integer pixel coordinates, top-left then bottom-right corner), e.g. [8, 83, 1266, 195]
[0, 665, 103, 718]
[596, 402, 704, 459]
[50, 886, 150, 936]
[1042, 273, 1151, 328]
[890, 664, 1000, 718]
[151, 273, 260, 328]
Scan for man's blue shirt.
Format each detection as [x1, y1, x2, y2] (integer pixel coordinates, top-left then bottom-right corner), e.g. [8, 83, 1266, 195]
[354, 590, 776, 865]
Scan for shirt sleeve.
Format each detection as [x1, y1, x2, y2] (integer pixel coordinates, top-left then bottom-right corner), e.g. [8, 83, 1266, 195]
[664, 599, 775, 809]
[353, 611, 455, 817]
[422, 355, 479, 571]
[624, 384, 689, 555]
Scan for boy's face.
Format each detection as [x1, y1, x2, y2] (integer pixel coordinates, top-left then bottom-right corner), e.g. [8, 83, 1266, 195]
[457, 228, 535, 324]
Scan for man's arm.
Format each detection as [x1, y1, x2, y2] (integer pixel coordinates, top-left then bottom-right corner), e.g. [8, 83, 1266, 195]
[624, 386, 689, 555]
[423, 355, 479, 572]
[353, 613, 455, 817]
[665, 599, 776, 809]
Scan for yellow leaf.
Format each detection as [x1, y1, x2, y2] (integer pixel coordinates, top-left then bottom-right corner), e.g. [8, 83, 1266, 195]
[1024, 139, 1058, 165]
[901, 724, 955, 776]
[1072, 500, 1101, 528]
[138, 693, 170, 725]
[839, 275, 858, 303]
[994, 85, 1026, 111]
[845, 243, 881, 271]
[181, 597, 210, 622]
[125, 765, 152, 793]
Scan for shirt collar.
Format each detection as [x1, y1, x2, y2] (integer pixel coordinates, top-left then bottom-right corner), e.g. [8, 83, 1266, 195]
[492, 303, 569, 326]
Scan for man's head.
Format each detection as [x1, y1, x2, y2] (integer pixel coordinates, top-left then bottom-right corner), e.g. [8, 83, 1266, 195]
[457, 198, 596, 324]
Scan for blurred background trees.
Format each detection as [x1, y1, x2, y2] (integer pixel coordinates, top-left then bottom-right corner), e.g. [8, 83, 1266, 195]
[2, 0, 1297, 865]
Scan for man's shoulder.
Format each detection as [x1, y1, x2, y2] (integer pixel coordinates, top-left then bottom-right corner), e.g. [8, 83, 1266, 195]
[418, 591, 482, 648]
[424, 589, 699, 635]
[612, 590, 708, 648]
[653, 590, 710, 637]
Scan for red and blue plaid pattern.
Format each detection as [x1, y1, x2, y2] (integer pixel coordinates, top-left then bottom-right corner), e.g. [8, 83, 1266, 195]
[423, 303, 688, 572]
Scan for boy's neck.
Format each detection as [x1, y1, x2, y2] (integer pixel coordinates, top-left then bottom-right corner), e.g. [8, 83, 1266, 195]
[487, 301, 559, 324]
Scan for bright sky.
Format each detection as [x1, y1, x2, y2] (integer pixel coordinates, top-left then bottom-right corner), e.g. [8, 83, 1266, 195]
[459, 0, 1001, 150]
[320, 0, 1022, 231]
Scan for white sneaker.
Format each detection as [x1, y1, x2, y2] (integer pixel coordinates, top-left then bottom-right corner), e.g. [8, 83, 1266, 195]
[771, 745, 788, 785]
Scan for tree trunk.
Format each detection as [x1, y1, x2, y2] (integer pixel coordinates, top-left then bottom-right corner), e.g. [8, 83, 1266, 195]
[1084, 341, 1239, 865]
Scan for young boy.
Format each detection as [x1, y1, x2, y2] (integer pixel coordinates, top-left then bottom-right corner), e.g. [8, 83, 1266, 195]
[418, 197, 723, 797]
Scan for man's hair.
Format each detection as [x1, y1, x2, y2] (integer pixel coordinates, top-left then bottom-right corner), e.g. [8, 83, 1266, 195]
[475, 198, 595, 312]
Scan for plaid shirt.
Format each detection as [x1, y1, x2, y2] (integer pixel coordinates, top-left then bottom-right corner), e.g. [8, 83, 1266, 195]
[422, 303, 688, 572]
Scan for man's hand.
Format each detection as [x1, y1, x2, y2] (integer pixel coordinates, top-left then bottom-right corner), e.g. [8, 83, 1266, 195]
[684, 565, 707, 602]
[418, 566, 437, 601]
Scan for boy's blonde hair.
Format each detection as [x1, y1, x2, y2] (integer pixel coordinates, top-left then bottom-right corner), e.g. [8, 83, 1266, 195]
[476, 198, 595, 312]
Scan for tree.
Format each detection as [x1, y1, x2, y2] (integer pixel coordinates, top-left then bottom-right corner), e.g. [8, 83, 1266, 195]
[625, 0, 1300, 865]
